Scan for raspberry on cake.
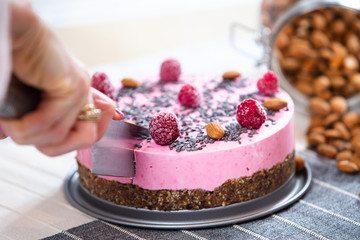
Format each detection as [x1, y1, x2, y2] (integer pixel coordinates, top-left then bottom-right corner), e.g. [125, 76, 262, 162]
[257, 70, 279, 96]
[178, 84, 201, 108]
[160, 58, 181, 81]
[77, 68, 295, 211]
[236, 99, 267, 129]
[149, 111, 180, 145]
[91, 72, 116, 100]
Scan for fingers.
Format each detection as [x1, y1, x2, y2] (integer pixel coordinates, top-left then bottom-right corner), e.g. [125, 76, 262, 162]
[35, 88, 120, 156]
[0, 87, 120, 156]
[113, 109, 124, 121]
[92, 88, 117, 141]
[0, 90, 87, 145]
[0, 125, 7, 140]
[36, 121, 97, 156]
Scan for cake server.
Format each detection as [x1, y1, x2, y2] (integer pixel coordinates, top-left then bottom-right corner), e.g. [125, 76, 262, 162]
[0, 74, 41, 118]
[90, 120, 149, 177]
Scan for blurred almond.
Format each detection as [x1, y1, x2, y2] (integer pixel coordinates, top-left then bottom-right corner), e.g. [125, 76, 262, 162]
[317, 143, 337, 158]
[329, 139, 348, 151]
[342, 112, 359, 128]
[308, 133, 326, 146]
[295, 155, 305, 172]
[337, 160, 359, 173]
[310, 97, 331, 116]
[324, 129, 341, 138]
[323, 113, 339, 127]
[334, 122, 351, 141]
[121, 78, 141, 88]
[336, 150, 352, 161]
[329, 96, 348, 115]
[222, 71, 241, 80]
[262, 98, 288, 110]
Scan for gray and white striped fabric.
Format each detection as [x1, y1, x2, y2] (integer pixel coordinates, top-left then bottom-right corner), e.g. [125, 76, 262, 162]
[43, 150, 360, 240]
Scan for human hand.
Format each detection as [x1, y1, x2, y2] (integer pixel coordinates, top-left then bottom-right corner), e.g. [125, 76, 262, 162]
[0, 125, 6, 140]
[0, 1, 123, 155]
[35, 88, 123, 155]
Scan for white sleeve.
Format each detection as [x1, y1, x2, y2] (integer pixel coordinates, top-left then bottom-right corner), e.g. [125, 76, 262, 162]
[0, 0, 11, 104]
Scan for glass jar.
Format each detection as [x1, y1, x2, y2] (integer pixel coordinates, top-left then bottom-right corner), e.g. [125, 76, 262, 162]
[262, 0, 360, 113]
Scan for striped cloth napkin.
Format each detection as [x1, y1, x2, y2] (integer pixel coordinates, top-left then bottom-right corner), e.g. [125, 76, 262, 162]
[43, 150, 360, 240]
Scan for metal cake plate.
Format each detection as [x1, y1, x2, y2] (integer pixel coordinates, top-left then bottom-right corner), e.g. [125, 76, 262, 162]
[64, 165, 311, 229]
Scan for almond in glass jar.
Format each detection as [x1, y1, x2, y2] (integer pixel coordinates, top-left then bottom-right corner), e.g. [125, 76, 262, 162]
[274, 6, 360, 100]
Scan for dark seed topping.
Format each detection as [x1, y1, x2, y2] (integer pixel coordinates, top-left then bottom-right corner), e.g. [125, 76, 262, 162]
[117, 76, 285, 152]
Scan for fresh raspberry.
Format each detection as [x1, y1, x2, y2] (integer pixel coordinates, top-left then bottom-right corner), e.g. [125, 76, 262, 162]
[236, 99, 266, 129]
[257, 70, 278, 96]
[91, 72, 116, 100]
[149, 112, 180, 145]
[160, 58, 181, 81]
[178, 84, 201, 108]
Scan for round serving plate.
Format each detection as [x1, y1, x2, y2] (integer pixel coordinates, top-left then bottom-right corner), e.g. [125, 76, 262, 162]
[64, 165, 312, 229]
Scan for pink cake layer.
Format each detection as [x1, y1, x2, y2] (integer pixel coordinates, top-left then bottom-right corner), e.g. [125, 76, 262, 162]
[77, 74, 294, 191]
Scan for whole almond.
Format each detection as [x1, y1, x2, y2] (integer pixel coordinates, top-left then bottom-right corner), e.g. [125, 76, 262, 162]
[329, 96, 348, 115]
[343, 55, 359, 74]
[276, 32, 289, 50]
[331, 42, 347, 57]
[281, 58, 301, 72]
[317, 143, 337, 158]
[312, 13, 326, 30]
[311, 31, 330, 48]
[295, 155, 305, 172]
[262, 98, 288, 110]
[330, 76, 346, 90]
[333, 122, 351, 141]
[329, 139, 348, 151]
[222, 71, 241, 80]
[288, 39, 313, 59]
[324, 129, 341, 139]
[309, 126, 325, 134]
[121, 78, 141, 88]
[332, 19, 346, 35]
[337, 160, 359, 173]
[342, 112, 359, 128]
[314, 76, 330, 93]
[316, 90, 332, 100]
[323, 113, 339, 127]
[308, 133, 326, 146]
[206, 122, 225, 140]
[309, 97, 331, 116]
[336, 150, 352, 161]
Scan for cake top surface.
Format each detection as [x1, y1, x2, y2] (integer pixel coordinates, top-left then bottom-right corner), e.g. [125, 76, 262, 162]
[115, 73, 294, 155]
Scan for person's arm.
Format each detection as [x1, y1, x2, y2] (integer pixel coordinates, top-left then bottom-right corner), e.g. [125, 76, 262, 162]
[0, 0, 11, 106]
[0, 0, 11, 139]
[0, 0, 122, 155]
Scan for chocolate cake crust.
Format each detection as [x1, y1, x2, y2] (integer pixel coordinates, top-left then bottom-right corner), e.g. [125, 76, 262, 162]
[77, 152, 295, 211]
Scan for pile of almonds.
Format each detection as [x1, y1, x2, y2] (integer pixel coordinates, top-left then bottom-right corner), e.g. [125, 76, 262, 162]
[275, 6, 360, 98]
[273, 6, 360, 174]
[308, 96, 360, 173]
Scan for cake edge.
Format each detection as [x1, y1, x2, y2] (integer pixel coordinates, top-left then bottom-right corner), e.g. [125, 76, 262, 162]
[77, 151, 295, 211]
